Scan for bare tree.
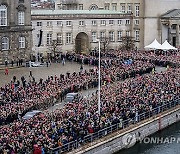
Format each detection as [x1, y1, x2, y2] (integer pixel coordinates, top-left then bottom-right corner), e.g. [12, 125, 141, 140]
[48, 40, 62, 59]
[100, 37, 110, 52]
[119, 36, 135, 51]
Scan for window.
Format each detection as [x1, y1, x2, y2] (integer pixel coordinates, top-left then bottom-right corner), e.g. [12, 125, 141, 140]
[117, 31, 122, 41]
[100, 31, 105, 41]
[91, 32, 97, 42]
[112, 3, 117, 11]
[135, 19, 139, 25]
[135, 30, 140, 41]
[127, 4, 132, 13]
[120, 4, 125, 13]
[37, 22, 42, 26]
[47, 21, 52, 27]
[79, 20, 85, 26]
[104, 3, 110, 10]
[118, 20, 122, 25]
[66, 32, 72, 44]
[47, 33, 52, 45]
[126, 19, 130, 25]
[1, 37, 9, 50]
[126, 31, 130, 37]
[79, 4, 83, 10]
[0, 5, 7, 26]
[57, 21, 63, 26]
[92, 20, 97, 26]
[109, 31, 115, 42]
[57, 33, 63, 44]
[18, 11, 25, 25]
[66, 21, 72, 26]
[135, 5, 140, 17]
[101, 20, 106, 26]
[19, 37, 25, 48]
[109, 20, 114, 25]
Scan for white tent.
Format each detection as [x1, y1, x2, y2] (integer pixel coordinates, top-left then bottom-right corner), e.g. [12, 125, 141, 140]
[158, 40, 177, 50]
[144, 39, 162, 50]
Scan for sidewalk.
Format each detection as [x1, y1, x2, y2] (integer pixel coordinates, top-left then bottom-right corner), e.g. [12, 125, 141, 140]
[0, 65, 25, 71]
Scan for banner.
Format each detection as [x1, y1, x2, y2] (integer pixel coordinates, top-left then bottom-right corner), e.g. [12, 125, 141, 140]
[37, 30, 43, 47]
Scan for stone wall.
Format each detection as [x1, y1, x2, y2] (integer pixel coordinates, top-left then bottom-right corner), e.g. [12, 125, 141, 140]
[68, 105, 180, 154]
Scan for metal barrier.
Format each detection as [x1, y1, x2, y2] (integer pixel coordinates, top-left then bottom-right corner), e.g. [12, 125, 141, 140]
[49, 97, 180, 154]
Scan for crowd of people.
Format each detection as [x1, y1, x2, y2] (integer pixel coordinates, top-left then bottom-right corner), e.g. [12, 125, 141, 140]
[0, 58, 154, 125]
[0, 49, 179, 153]
[0, 68, 179, 153]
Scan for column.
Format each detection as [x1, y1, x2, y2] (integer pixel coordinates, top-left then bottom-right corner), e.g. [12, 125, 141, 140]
[176, 24, 179, 47]
[168, 24, 172, 44]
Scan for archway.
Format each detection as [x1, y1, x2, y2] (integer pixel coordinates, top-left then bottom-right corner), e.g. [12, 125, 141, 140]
[75, 32, 89, 54]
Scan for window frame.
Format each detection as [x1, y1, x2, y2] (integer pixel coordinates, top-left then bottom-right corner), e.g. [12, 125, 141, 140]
[100, 20, 106, 26]
[47, 33, 52, 46]
[1, 37, 9, 50]
[0, 5, 7, 26]
[66, 32, 72, 44]
[117, 31, 122, 41]
[135, 30, 140, 41]
[92, 20, 97, 26]
[66, 21, 72, 26]
[91, 32, 97, 42]
[57, 33, 63, 45]
[19, 36, 25, 49]
[18, 11, 25, 25]
[109, 20, 114, 25]
[109, 31, 115, 42]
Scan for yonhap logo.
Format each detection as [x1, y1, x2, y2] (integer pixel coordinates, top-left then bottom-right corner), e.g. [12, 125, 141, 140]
[122, 133, 136, 148]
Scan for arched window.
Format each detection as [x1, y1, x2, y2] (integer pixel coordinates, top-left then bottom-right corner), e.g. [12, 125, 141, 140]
[18, 11, 25, 25]
[2, 37, 9, 50]
[89, 4, 98, 10]
[0, 5, 7, 26]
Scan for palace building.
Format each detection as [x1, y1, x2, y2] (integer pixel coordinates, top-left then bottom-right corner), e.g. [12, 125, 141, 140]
[0, 0, 32, 65]
[31, 0, 180, 57]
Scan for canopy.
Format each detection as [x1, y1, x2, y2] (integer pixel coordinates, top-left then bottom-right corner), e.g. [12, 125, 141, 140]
[144, 39, 162, 50]
[158, 40, 177, 50]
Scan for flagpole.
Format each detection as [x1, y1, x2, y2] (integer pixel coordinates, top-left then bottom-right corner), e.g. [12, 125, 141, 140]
[97, 39, 101, 115]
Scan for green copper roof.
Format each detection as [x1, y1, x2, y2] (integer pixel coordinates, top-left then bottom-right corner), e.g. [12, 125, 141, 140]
[31, 9, 126, 15]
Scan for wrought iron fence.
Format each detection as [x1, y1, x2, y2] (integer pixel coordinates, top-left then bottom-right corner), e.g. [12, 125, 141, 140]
[49, 96, 180, 154]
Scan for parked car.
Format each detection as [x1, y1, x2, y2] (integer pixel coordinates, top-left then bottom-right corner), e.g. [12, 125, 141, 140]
[31, 62, 45, 67]
[22, 110, 42, 120]
[65, 93, 79, 103]
[26, 61, 45, 67]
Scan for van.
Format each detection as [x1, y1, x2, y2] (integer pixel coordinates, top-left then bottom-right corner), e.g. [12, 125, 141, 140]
[65, 93, 78, 103]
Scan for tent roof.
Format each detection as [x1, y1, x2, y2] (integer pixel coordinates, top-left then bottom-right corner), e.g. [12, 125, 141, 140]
[159, 40, 177, 50]
[144, 39, 162, 50]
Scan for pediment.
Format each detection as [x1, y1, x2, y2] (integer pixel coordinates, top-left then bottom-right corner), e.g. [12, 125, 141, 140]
[16, 4, 26, 11]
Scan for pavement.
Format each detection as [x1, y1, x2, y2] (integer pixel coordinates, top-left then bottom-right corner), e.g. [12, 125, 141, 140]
[0, 65, 24, 70]
[0, 62, 93, 87]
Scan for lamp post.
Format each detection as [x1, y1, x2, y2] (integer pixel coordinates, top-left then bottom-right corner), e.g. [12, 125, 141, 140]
[97, 39, 101, 115]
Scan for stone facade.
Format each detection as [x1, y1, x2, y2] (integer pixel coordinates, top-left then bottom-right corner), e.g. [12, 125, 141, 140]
[31, 0, 180, 58]
[0, 0, 32, 65]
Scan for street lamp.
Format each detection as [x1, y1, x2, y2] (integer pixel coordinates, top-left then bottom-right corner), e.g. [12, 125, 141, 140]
[97, 39, 101, 115]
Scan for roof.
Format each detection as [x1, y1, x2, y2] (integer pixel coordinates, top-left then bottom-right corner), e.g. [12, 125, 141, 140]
[31, 9, 127, 15]
[161, 9, 180, 18]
